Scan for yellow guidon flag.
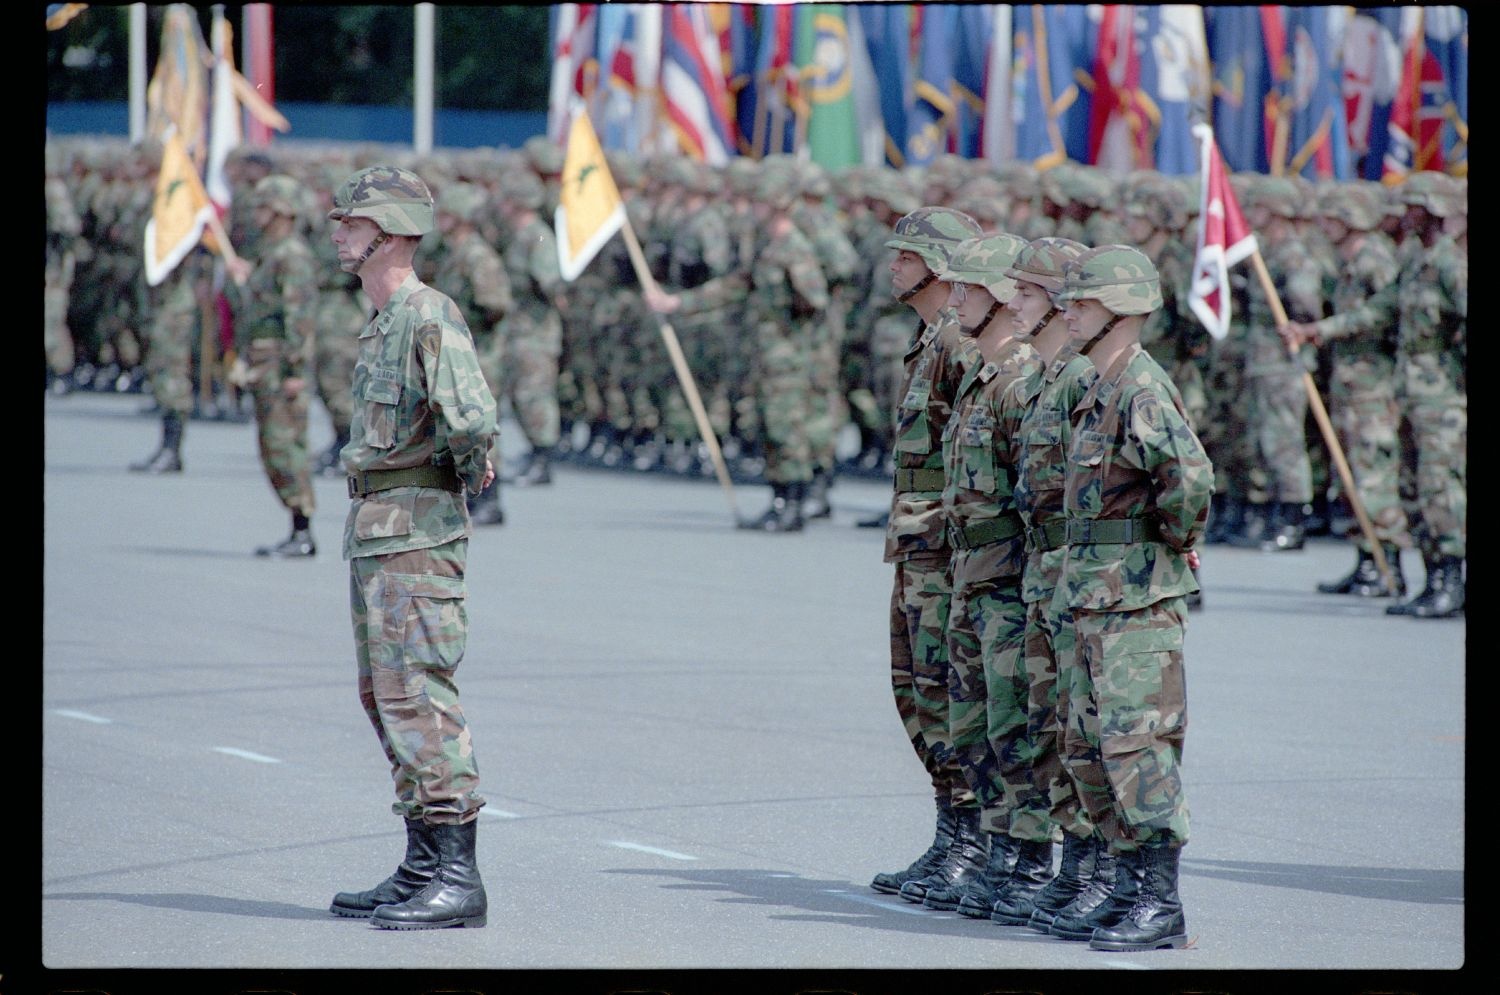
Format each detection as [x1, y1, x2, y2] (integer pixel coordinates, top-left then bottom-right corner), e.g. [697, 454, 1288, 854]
[143, 131, 217, 287]
[554, 104, 627, 282]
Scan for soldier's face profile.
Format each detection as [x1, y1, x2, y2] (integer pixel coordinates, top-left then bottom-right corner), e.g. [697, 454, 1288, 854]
[1063, 298, 1110, 339]
[1008, 280, 1053, 332]
[332, 215, 381, 271]
[889, 250, 929, 296]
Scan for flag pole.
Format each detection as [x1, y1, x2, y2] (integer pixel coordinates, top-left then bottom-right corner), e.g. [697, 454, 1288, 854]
[616, 219, 741, 521]
[1246, 250, 1397, 591]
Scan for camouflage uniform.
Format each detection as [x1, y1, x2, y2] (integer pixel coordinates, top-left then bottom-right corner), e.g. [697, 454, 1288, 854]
[310, 173, 368, 476]
[497, 172, 565, 476]
[45, 145, 82, 387]
[1048, 246, 1211, 952]
[869, 207, 982, 897]
[916, 233, 1045, 915]
[131, 245, 213, 473]
[231, 175, 320, 550]
[1305, 183, 1407, 596]
[327, 166, 497, 930]
[1385, 173, 1466, 618]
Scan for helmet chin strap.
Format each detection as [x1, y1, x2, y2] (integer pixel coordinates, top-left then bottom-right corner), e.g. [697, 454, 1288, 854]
[959, 299, 1005, 338]
[896, 270, 937, 303]
[1079, 314, 1123, 355]
[348, 230, 390, 274]
[1020, 304, 1061, 339]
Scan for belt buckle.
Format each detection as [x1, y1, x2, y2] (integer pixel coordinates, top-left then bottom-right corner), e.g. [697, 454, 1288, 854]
[347, 474, 361, 498]
[947, 525, 964, 550]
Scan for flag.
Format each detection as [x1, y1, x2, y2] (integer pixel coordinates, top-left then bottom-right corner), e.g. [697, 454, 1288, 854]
[1205, 5, 1271, 172]
[1187, 124, 1258, 341]
[844, 7, 886, 167]
[793, 4, 859, 170]
[1139, 5, 1210, 176]
[1280, 7, 1352, 180]
[952, 5, 994, 158]
[144, 131, 216, 287]
[1383, 7, 1454, 180]
[726, 4, 760, 155]
[205, 7, 241, 214]
[1340, 7, 1404, 180]
[661, 4, 734, 164]
[908, 5, 957, 166]
[857, 2, 911, 167]
[547, 4, 597, 144]
[555, 104, 627, 282]
[241, 4, 277, 146]
[753, 3, 797, 156]
[145, 5, 211, 166]
[1085, 4, 1152, 173]
[981, 3, 1014, 163]
[1011, 5, 1094, 168]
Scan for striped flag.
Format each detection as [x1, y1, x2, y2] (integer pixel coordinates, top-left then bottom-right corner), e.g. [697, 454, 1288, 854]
[661, 4, 733, 164]
[1187, 124, 1258, 341]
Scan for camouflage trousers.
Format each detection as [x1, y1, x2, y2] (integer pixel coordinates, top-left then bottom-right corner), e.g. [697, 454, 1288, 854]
[1399, 352, 1466, 559]
[314, 290, 366, 437]
[497, 319, 563, 451]
[890, 552, 970, 806]
[143, 277, 203, 418]
[1063, 596, 1189, 852]
[247, 344, 315, 519]
[868, 314, 911, 455]
[806, 306, 848, 473]
[1330, 353, 1409, 548]
[756, 320, 815, 485]
[1202, 339, 1258, 500]
[1246, 367, 1313, 504]
[350, 538, 484, 825]
[946, 569, 1046, 837]
[1024, 594, 1095, 841]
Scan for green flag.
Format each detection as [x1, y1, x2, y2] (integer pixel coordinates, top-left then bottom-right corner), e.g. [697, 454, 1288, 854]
[793, 4, 860, 170]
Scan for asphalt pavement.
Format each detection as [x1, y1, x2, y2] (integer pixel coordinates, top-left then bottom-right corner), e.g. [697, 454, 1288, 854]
[37, 391, 1468, 995]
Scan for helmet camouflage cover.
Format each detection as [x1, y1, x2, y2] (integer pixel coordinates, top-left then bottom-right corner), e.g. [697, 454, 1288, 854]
[1056, 244, 1162, 316]
[252, 173, 304, 218]
[1318, 182, 1383, 231]
[937, 231, 1028, 302]
[884, 206, 983, 272]
[1005, 236, 1089, 296]
[436, 182, 490, 224]
[327, 165, 435, 236]
[1398, 170, 1456, 217]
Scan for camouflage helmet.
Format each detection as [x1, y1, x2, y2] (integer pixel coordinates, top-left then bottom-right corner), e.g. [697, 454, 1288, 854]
[798, 159, 832, 200]
[252, 173, 304, 218]
[937, 231, 1028, 302]
[884, 206, 983, 272]
[435, 182, 490, 224]
[1057, 244, 1163, 316]
[1123, 175, 1189, 231]
[1318, 182, 1383, 232]
[327, 165, 435, 236]
[501, 170, 546, 211]
[1005, 236, 1089, 297]
[865, 173, 920, 216]
[523, 135, 565, 176]
[1244, 175, 1303, 219]
[756, 155, 800, 210]
[1397, 170, 1456, 217]
[725, 156, 759, 197]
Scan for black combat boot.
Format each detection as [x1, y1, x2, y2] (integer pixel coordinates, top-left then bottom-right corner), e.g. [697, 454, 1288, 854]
[467, 479, 506, 527]
[871, 797, 956, 895]
[987, 839, 1058, 924]
[803, 470, 834, 521]
[314, 427, 350, 478]
[256, 514, 316, 558]
[1026, 832, 1102, 932]
[370, 819, 487, 929]
[953, 833, 1020, 918]
[514, 448, 553, 486]
[1259, 502, 1306, 551]
[899, 806, 988, 904]
[1204, 494, 1242, 545]
[1387, 555, 1465, 618]
[1318, 544, 1405, 597]
[739, 482, 805, 532]
[1088, 842, 1188, 951]
[129, 412, 184, 473]
[329, 818, 440, 918]
[1049, 845, 1135, 941]
[1225, 502, 1270, 548]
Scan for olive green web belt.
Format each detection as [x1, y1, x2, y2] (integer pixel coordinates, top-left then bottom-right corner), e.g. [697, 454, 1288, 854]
[1026, 521, 1069, 552]
[947, 514, 1025, 550]
[1063, 516, 1163, 545]
[347, 464, 462, 498]
[894, 467, 945, 494]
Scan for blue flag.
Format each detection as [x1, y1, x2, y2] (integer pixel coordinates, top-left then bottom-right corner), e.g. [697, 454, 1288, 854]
[953, 5, 994, 158]
[908, 5, 958, 167]
[1205, 5, 1271, 173]
[1342, 7, 1404, 180]
[857, 3, 911, 168]
[1138, 6, 1211, 176]
[1281, 8, 1352, 180]
[1012, 5, 1094, 167]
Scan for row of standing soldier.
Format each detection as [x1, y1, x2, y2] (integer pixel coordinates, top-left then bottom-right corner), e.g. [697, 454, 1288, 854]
[45, 137, 1463, 615]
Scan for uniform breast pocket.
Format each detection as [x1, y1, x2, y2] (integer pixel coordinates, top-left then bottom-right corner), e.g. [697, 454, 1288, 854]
[895, 376, 933, 455]
[960, 415, 997, 491]
[361, 376, 402, 449]
[1069, 429, 1111, 515]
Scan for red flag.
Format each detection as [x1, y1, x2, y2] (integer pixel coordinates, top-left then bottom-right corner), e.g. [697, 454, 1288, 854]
[1086, 4, 1154, 172]
[1187, 123, 1258, 340]
[1383, 11, 1447, 180]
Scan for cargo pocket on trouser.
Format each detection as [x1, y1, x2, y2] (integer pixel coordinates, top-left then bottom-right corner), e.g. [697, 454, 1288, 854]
[1093, 602, 1189, 844]
[373, 571, 480, 819]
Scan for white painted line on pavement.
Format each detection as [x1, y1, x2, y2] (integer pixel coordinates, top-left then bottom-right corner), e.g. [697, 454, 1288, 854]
[607, 841, 699, 861]
[212, 746, 282, 764]
[1098, 958, 1149, 969]
[51, 709, 113, 724]
[824, 890, 934, 916]
[481, 808, 520, 819]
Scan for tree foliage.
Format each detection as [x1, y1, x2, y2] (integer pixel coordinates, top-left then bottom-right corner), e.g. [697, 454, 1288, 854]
[45, 5, 551, 111]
